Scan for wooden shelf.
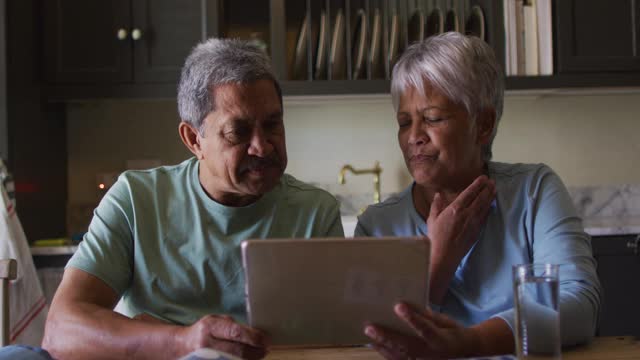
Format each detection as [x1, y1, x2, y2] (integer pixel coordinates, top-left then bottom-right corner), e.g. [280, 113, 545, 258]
[506, 73, 640, 90]
[45, 73, 640, 101]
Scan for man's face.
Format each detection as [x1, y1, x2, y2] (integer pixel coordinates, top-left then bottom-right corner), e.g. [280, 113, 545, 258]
[197, 79, 287, 205]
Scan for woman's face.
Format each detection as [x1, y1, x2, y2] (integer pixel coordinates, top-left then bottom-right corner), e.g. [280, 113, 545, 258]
[396, 84, 490, 190]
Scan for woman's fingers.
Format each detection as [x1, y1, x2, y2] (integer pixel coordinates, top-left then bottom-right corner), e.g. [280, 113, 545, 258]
[428, 175, 492, 223]
[394, 303, 440, 340]
[423, 307, 460, 329]
[395, 302, 463, 337]
[365, 325, 407, 354]
[449, 175, 490, 212]
[365, 325, 426, 358]
[429, 192, 445, 219]
[451, 177, 495, 237]
[464, 181, 496, 234]
[366, 304, 472, 360]
[469, 178, 496, 212]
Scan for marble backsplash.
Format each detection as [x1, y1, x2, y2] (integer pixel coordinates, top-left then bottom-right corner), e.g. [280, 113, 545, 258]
[568, 184, 640, 219]
[333, 184, 640, 236]
[334, 185, 640, 216]
[568, 184, 640, 235]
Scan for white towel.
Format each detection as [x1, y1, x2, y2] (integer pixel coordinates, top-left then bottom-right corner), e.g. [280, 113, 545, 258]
[0, 160, 48, 346]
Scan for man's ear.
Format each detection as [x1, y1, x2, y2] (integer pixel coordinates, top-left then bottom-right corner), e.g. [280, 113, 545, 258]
[476, 108, 496, 146]
[179, 121, 203, 159]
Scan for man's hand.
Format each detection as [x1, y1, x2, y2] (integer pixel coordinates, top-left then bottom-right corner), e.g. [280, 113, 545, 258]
[364, 303, 480, 360]
[174, 315, 269, 360]
[133, 313, 167, 324]
[427, 175, 496, 303]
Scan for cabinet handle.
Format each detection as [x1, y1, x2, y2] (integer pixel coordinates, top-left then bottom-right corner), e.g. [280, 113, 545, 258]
[131, 28, 143, 41]
[116, 28, 128, 40]
[627, 236, 640, 256]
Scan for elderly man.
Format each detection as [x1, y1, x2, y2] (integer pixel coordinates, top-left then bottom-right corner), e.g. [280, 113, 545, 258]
[33, 39, 343, 360]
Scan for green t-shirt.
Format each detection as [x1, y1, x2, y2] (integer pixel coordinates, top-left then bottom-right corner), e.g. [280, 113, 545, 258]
[68, 157, 343, 324]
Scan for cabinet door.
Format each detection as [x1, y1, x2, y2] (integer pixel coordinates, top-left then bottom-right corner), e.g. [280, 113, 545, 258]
[132, 0, 220, 83]
[43, 0, 132, 83]
[556, 0, 640, 73]
[592, 235, 640, 336]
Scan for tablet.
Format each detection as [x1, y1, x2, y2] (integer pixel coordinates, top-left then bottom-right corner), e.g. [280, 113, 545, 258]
[241, 237, 430, 346]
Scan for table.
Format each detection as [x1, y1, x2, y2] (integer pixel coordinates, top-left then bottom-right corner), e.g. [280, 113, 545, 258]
[265, 336, 640, 359]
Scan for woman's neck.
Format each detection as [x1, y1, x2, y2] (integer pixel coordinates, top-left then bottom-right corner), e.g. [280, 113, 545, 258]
[412, 162, 488, 220]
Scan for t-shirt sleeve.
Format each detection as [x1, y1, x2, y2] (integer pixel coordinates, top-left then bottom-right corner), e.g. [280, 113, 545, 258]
[495, 165, 602, 347]
[66, 177, 134, 296]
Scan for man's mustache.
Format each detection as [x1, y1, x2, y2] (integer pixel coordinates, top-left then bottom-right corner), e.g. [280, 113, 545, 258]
[239, 154, 282, 173]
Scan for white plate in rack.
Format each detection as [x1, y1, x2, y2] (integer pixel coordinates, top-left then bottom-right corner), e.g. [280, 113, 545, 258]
[315, 9, 328, 80]
[465, 5, 486, 41]
[368, 8, 383, 78]
[330, 8, 346, 80]
[292, 14, 310, 80]
[351, 9, 368, 80]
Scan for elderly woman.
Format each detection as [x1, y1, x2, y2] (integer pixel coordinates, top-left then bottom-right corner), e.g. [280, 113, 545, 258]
[356, 32, 601, 359]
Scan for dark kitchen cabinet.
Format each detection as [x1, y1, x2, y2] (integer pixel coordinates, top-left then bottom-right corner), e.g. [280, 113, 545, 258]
[4, 0, 68, 242]
[43, 0, 220, 85]
[40, 0, 640, 99]
[592, 234, 640, 337]
[555, 0, 640, 74]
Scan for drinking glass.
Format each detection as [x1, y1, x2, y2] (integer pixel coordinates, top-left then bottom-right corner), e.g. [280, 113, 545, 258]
[513, 263, 561, 359]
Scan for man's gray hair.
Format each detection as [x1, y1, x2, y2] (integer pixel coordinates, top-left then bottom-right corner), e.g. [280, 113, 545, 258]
[177, 38, 282, 133]
[391, 32, 504, 160]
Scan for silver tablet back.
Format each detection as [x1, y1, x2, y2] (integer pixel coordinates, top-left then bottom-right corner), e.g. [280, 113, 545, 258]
[241, 237, 430, 346]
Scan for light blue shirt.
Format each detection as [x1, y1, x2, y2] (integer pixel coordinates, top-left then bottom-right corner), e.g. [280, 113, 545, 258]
[355, 162, 601, 346]
[68, 157, 344, 325]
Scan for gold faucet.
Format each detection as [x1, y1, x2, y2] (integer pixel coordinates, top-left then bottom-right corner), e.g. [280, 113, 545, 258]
[338, 161, 383, 203]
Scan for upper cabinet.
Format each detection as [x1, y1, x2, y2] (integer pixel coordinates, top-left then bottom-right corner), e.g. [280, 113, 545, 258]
[43, 0, 219, 86]
[41, 0, 640, 99]
[43, 0, 132, 83]
[267, 0, 503, 94]
[556, 0, 640, 74]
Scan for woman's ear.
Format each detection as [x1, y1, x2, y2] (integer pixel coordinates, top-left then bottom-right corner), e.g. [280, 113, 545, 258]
[476, 108, 496, 146]
[178, 121, 204, 159]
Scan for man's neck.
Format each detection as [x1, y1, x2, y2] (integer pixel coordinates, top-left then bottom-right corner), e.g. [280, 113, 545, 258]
[198, 166, 262, 207]
[208, 190, 262, 207]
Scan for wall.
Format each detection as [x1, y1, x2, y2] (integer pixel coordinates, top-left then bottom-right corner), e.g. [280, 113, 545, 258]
[67, 92, 640, 204]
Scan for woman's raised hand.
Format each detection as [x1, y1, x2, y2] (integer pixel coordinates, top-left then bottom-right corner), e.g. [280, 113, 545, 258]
[426, 175, 496, 304]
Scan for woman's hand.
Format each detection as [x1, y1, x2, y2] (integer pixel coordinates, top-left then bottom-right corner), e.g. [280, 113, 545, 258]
[173, 314, 270, 360]
[426, 175, 496, 303]
[364, 302, 481, 359]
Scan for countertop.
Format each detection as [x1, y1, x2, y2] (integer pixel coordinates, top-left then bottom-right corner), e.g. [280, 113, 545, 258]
[266, 336, 640, 360]
[583, 216, 640, 236]
[28, 216, 639, 256]
[30, 245, 78, 256]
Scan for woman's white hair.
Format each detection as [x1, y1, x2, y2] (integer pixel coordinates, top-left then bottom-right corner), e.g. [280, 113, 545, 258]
[391, 32, 504, 160]
[177, 38, 282, 134]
